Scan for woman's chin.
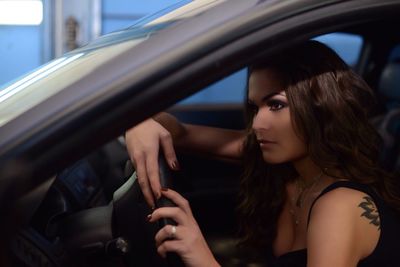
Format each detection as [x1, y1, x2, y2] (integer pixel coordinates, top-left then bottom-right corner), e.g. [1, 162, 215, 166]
[262, 153, 286, 164]
[262, 151, 307, 165]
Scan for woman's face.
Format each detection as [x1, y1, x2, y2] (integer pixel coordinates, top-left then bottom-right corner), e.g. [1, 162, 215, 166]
[248, 68, 307, 164]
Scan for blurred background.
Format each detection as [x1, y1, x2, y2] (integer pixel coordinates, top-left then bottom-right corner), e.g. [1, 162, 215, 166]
[0, 0, 183, 86]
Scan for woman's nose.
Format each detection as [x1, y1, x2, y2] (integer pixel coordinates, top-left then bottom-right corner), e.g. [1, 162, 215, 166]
[252, 108, 269, 131]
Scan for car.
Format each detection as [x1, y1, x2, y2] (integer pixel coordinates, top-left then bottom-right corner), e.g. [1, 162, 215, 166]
[1, 0, 400, 266]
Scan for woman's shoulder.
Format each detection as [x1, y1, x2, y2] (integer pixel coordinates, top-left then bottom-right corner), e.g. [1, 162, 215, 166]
[311, 185, 373, 223]
[307, 181, 381, 263]
[311, 181, 379, 225]
[309, 181, 381, 249]
[316, 183, 370, 205]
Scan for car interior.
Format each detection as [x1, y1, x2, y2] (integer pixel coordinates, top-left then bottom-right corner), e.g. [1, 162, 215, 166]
[6, 15, 400, 267]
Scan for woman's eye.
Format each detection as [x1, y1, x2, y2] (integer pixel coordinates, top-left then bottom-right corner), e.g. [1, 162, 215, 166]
[267, 100, 286, 111]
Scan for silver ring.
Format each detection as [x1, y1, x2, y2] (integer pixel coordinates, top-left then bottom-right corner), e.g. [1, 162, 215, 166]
[169, 225, 177, 239]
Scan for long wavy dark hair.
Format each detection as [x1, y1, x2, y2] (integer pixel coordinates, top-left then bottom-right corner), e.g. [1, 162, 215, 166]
[237, 40, 400, 249]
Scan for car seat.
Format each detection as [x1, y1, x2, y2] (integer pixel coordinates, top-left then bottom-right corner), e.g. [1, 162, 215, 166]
[371, 60, 400, 172]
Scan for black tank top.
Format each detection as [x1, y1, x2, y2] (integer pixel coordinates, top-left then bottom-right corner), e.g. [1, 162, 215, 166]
[272, 181, 400, 267]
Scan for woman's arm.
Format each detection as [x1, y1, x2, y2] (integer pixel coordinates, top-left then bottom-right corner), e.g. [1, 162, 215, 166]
[125, 112, 245, 207]
[153, 112, 245, 161]
[173, 124, 245, 162]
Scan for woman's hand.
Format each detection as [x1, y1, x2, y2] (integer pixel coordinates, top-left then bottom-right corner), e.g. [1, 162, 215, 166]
[149, 189, 220, 267]
[125, 118, 180, 208]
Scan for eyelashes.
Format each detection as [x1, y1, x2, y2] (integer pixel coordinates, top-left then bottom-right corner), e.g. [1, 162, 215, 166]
[266, 99, 287, 111]
[247, 99, 287, 114]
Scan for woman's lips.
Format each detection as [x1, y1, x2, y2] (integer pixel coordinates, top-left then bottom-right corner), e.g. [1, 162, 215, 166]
[258, 139, 276, 148]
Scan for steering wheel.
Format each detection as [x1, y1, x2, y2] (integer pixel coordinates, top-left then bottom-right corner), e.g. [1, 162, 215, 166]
[4, 148, 186, 267]
[156, 154, 185, 267]
[112, 153, 185, 267]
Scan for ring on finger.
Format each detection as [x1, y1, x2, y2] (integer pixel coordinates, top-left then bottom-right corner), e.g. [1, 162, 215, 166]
[169, 225, 177, 239]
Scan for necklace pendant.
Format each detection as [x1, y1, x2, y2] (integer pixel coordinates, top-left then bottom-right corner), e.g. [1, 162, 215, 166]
[289, 209, 300, 226]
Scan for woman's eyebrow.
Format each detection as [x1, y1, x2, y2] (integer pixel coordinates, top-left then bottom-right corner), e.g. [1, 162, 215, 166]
[248, 91, 284, 104]
[261, 92, 284, 102]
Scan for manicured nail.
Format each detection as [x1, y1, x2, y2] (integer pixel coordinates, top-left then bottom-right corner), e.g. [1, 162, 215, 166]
[146, 214, 152, 222]
[174, 160, 180, 170]
[161, 187, 169, 192]
[171, 161, 177, 170]
[170, 160, 180, 170]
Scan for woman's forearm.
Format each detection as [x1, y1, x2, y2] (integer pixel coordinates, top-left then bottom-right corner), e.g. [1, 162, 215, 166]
[153, 112, 245, 161]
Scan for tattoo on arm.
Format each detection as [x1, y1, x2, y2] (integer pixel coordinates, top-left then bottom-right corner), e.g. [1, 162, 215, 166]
[358, 196, 380, 230]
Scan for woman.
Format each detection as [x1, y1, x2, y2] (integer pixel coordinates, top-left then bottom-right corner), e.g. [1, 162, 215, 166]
[125, 41, 400, 267]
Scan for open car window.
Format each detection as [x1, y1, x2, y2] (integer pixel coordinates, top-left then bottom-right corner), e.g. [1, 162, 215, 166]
[177, 32, 364, 107]
[314, 32, 363, 67]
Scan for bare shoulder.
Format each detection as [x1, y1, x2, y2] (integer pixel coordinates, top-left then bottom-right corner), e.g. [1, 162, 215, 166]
[313, 186, 366, 209]
[316, 186, 366, 202]
[311, 186, 380, 230]
[307, 185, 381, 266]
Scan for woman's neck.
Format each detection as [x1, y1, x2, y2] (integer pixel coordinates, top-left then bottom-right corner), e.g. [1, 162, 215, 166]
[292, 156, 323, 184]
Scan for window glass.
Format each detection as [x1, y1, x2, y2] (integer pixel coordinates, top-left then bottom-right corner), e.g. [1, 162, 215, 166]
[179, 32, 364, 106]
[179, 69, 247, 105]
[314, 32, 363, 67]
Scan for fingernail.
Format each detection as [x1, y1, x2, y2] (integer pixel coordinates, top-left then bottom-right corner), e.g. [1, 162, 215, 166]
[161, 187, 169, 192]
[151, 205, 156, 211]
[146, 214, 152, 222]
[174, 160, 180, 170]
[171, 161, 177, 170]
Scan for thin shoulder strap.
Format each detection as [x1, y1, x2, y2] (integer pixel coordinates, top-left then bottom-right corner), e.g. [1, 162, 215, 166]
[307, 181, 376, 227]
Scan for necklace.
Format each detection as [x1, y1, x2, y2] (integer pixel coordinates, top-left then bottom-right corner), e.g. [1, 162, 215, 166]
[295, 171, 323, 208]
[290, 170, 325, 226]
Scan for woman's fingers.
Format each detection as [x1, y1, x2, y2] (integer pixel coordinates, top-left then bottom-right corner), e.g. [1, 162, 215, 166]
[150, 192, 219, 267]
[126, 122, 160, 207]
[145, 152, 162, 200]
[160, 189, 193, 216]
[133, 151, 155, 208]
[156, 239, 182, 258]
[147, 130, 179, 199]
[159, 131, 180, 171]
[149, 206, 187, 225]
[125, 118, 180, 208]
[155, 224, 181, 247]
[149, 191, 193, 247]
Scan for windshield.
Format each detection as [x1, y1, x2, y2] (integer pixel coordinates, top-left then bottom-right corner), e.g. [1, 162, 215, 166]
[0, 0, 226, 128]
